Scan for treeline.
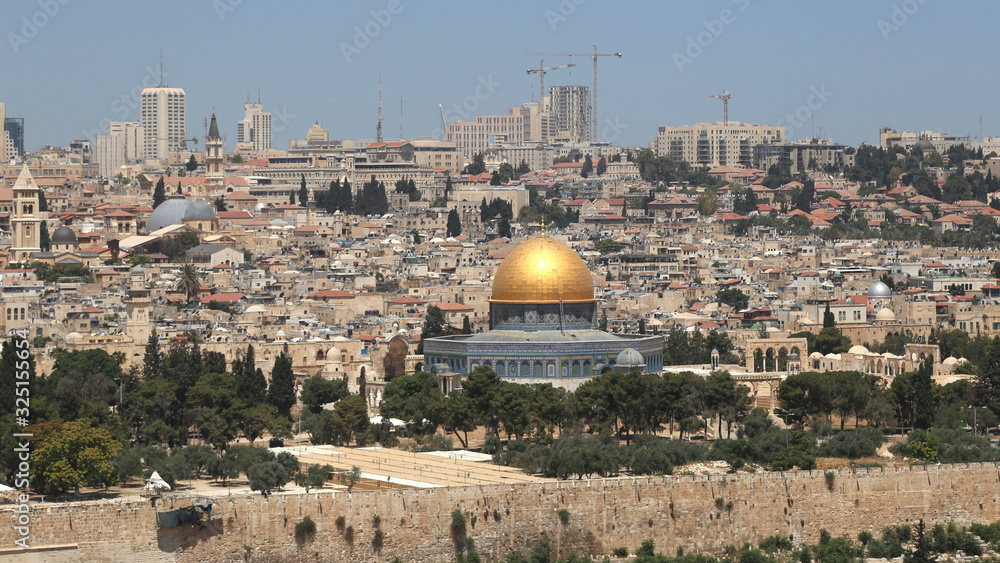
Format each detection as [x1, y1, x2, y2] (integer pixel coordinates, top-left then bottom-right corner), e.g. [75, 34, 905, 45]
[314, 174, 390, 216]
[0, 331, 310, 494]
[377, 368, 754, 451]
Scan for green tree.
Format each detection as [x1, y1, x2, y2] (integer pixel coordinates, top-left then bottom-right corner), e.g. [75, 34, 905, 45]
[823, 302, 835, 328]
[268, 350, 296, 417]
[299, 174, 309, 206]
[443, 391, 478, 449]
[581, 155, 593, 178]
[333, 394, 370, 445]
[142, 329, 164, 380]
[153, 176, 166, 208]
[40, 221, 49, 251]
[417, 305, 449, 354]
[447, 208, 462, 237]
[717, 288, 749, 311]
[248, 461, 291, 495]
[0, 334, 33, 418]
[381, 371, 445, 435]
[235, 345, 267, 405]
[461, 315, 472, 334]
[176, 264, 201, 304]
[596, 156, 607, 176]
[186, 154, 198, 173]
[33, 420, 122, 494]
[300, 374, 348, 413]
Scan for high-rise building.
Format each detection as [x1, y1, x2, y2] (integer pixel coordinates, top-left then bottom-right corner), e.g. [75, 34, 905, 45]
[0, 103, 14, 162]
[140, 87, 186, 161]
[236, 99, 271, 153]
[93, 134, 125, 179]
[4, 116, 24, 161]
[653, 121, 785, 168]
[549, 86, 590, 142]
[109, 121, 145, 162]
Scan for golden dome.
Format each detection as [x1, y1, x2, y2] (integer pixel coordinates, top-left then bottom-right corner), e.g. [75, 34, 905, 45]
[491, 235, 595, 303]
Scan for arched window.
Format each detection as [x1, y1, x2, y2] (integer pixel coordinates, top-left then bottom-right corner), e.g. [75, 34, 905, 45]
[5, 308, 10, 321]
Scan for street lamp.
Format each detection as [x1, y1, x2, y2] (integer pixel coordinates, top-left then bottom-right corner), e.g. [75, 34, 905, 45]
[968, 405, 978, 437]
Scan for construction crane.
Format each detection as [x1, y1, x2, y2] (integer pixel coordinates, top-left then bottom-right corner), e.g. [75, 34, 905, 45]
[525, 46, 623, 141]
[526, 60, 576, 111]
[710, 89, 732, 125]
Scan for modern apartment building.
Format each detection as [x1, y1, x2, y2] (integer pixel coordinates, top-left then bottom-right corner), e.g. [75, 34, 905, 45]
[446, 108, 525, 158]
[652, 121, 785, 168]
[878, 128, 968, 153]
[549, 86, 589, 142]
[753, 140, 855, 174]
[109, 121, 144, 162]
[4, 118, 24, 161]
[140, 87, 186, 161]
[237, 101, 272, 153]
[93, 134, 125, 179]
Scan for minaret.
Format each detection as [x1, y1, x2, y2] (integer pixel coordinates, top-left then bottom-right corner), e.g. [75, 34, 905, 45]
[205, 113, 224, 196]
[10, 165, 41, 264]
[125, 265, 151, 345]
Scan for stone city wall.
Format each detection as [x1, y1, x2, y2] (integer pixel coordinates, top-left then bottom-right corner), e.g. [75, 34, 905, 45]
[2, 462, 999, 562]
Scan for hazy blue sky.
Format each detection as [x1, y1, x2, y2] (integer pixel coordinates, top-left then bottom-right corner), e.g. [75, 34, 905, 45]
[2, 0, 993, 152]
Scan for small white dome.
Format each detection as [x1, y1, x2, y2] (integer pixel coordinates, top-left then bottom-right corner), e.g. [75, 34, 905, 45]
[875, 308, 896, 321]
[615, 347, 645, 369]
[848, 345, 870, 355]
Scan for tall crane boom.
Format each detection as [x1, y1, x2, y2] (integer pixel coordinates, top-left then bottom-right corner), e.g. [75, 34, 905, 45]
[710, 89, 732, 125]
[526, 60, 576, 111]
[526, 46, 623, 141]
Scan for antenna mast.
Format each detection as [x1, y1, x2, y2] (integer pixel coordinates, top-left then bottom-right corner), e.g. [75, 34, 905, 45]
[400, 95, 403, 140]
[159, 47, 164, 87]
[376, 75, 383, 143]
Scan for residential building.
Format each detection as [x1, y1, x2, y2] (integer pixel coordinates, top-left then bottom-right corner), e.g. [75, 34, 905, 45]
[236, 99, 272, 153]
[109, 121, 144, 162]
[653, 121, 785, 168]
[4, 115, 24, 161]
[446, 108, 525, 158]
[753, 140, 855, 174]
[140, 86, 187, 161]
[549, 86, 590, 142]
[93, 133, 125, 179]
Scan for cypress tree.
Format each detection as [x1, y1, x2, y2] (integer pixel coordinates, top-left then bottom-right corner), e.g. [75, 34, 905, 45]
[268, 350, 295, 417]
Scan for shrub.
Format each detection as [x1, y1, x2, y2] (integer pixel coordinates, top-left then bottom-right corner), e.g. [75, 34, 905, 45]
[372, 529, 384, 550]
[451, 510, 466, 535]
[558, 509, 570, 525]
[373, 515, 381, 528]
[818, 427, 885, 459]
[824, 471, 835, 491]
[294, 516, 316, 539]
[612, 547, 628, 557]
[760, 535, 793, 553]
[335, 515, 345, 532]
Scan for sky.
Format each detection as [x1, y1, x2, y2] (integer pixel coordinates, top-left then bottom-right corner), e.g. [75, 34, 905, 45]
[2, 0, 995, 153]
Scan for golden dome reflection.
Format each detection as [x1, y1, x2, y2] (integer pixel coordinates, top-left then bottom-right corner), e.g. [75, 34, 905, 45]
[490, 235, 595, 303]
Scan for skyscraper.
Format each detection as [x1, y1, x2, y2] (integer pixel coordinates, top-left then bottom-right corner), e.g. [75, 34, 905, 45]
[93, 134, 125, 179]
[549, 86, 590, 142]
[4, 116, 24, 161]
[140, 87, 186, 161]
[109, 121, 145, 162]
[236, 98, 271, 153]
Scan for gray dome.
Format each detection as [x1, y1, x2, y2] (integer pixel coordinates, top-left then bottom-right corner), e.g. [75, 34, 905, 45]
[183, 201, 217, 221]
[131, 265, 144, 275]
[787, 352, 801, 362]
[148, 197, 196, 231]
[868, 280, 892, 298]
[616, 347, 645, 369]
[912, 139, 935, 153]
[51, 225, 77, 245]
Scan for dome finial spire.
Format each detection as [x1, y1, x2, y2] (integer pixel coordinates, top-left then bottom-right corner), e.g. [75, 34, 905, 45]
[541, 215, 546, 234]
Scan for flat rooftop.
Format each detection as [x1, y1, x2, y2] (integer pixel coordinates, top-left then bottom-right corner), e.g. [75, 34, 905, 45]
[273, 445, 550, 489]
